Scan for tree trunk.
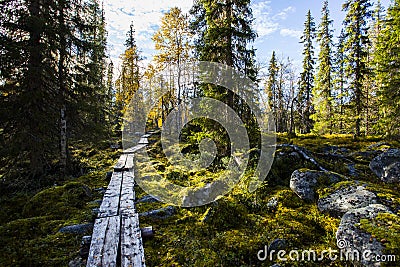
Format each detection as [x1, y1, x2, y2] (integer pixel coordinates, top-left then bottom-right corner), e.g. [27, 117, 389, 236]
[60, 106, 68, 172]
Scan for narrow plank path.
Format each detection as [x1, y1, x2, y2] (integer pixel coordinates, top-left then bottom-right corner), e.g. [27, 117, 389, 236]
[87, 135, 151, 267]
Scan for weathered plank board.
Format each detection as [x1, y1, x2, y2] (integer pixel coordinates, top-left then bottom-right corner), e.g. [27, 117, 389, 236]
[121, 213, 146, 267]
[138, 137, 148, 144]
[120, 171, 135, 214]
[122, 144, 147, 154]
[124, 154, 135, 170]
[98, 172, 122, 218]
[114, 154, 128, 171]
[86, 216, 120, 267]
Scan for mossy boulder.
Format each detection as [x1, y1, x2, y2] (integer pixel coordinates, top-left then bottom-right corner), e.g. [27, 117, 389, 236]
[290, 169, 345, 201]
[370, 149, 400, 183]
[23, 182, 92, 219]
[317, 186, 379, 217]
[336, 204, 392, 267]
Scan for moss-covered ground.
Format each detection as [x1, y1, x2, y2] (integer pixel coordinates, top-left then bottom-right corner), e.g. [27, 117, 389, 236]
[137, 133, 400, 267]
[0, 142, 120, 266]
[1, 134, 399, 266]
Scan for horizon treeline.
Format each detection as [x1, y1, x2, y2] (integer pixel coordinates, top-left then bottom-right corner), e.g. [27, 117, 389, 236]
[115, 0, 399, 140]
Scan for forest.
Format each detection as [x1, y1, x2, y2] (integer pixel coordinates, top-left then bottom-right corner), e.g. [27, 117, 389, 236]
[0, 0, 400, 266]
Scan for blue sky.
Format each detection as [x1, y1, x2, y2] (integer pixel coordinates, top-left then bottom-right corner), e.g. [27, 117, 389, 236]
[103, 0, 391, 75]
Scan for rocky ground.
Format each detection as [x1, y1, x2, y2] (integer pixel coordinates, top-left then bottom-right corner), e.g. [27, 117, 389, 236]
[136, 134, 400, 267]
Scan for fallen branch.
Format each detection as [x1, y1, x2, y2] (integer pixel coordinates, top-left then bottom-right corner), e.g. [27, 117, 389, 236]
[277, 144, 328, 172]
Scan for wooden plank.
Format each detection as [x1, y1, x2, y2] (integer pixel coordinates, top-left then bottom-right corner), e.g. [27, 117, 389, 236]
[120, 171, 135, 214]
[98, 172, 122, 218]
[114, 154, 128, 172]
[121, 213, 146, 267]
[124, 154, 135, 170]
[138, 137, 148, 144]
[86, 216, 120, 267]
[123, 144, 146, 154]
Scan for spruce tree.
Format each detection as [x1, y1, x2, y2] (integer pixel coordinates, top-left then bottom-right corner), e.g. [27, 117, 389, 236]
[265, 51, 280, 131]
[368, 0, 385, 135]
[374, 0, 400, 136]
[189, 0, 259, 156]
[312, 1, 333, 134]
[342, 0, 372, 136]
[298, 10, 316, 133]
[333, 30, 348, 133]
[0, 0, 109, 180]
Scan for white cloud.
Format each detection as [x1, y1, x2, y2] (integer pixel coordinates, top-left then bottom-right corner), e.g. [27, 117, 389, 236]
[273, 6, 296, 20]
[251, 1, 279, 38]
[251, 2, 298, 38]
[280, 28, 302, 39]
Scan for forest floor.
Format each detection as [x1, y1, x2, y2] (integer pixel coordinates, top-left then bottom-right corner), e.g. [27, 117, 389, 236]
[0, 134, 399, 266]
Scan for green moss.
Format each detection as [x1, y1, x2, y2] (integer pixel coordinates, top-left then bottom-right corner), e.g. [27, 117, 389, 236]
[22, 182, 92, 219]
[316, 180, 357, 199]
[0, 216, 81, 266]
[365, 183, 400, 211]
[0, 194, 30, 225]
[359, 212, 400, 257]
[0, 141, 120, 265]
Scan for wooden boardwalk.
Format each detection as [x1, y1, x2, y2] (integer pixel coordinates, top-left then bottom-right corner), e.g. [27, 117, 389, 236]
[86, 136, 150, 267]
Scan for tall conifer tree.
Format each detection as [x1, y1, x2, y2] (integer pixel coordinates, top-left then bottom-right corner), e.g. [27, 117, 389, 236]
[342, 0, 372, 136]
[312, 1, 333, 134]
[298, 10, 316, 133]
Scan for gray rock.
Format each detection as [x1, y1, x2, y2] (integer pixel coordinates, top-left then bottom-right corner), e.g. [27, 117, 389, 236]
[182, 181, 228, 207]
[91, 208, 100, 216]
[268, 238, 287, 252]
[139, 206, 176, 219]
[81, 236, 91, 245]
[136, 195, 159, 203]
[58, 223, 93, 234]
[383, 162, 400, 183]
[347, 163, 358, 177]
[290, 170, 319, 201]
[68, 257, 84, 267]
[370, 149, 400, 183]
[290, 169, 345, 201]
[79, 236, 91, 258]
[317, 186, 379, 217]
[266, 197, 278, 211]
[336, 204, 392, 267]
